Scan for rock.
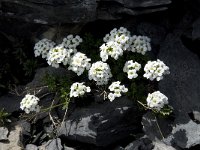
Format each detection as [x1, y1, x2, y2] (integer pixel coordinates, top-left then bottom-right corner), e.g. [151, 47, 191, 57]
[19, 120, 31, 137]
[0, 122, 23, 150]
[58, 96, 142, 146]
[145, 31, 200, 148]
[0, 94, 22, 113]
[41, 138, 63, 150]
[192, 17, 200, 40]
[0, 0, 171, 25]
[164, 120, 200, 149]
[153, 140, 176, 150]
[137, 22, 167, 46]
[124, 136, 153, 150]
[0, 0, 97, 24]
[192, 111, 200, 122]
[142, 112, 173, 140]
[25, 144, 38, 150]
[63, 145, 76, 150]
[26, 66, 71, 92]
[123, 0, 171, 8]
[0, 127, 8, 141]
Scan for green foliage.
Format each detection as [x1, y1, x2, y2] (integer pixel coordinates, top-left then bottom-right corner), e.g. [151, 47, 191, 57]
[43, 74, 72, 109]
[156, 105, 173, 117]
[79, 33, 103, 62]
[13, 48, 38, 77]
[23, 59, 38, 77]
[0, 108, 10, 126]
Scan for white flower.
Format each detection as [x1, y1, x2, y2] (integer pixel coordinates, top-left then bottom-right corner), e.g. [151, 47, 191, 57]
[143, 59, 170, 81]
[108, 81, 128, 101]
[123, 60, 141, 79]
[47, 45, 73, 68]
[128, 35, 151, 55]
[100, 27, 131, 61]
[70, 82, 91, 98]
[146, 91, 168, 111]
[100, 41, 123, 61]
[88, 61, 112, 85]
[20, 94, 40, 114]
[68, 52, 91, 76]
[34, 39, 55, 58]
[62, 35, 83, 53]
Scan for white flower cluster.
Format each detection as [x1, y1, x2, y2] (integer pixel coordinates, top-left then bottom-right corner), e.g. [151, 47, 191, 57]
[108, 81, 128, 101]
[146, 91, 168, 111]
[128, 35, 151, 55]
[34, 39, 55, 58]
[62, 35, 83, 53]
[100, 27, 131, 61]
[123, 60, 141, 79]
[68, 52, 91, 76]
[88, 61, 112, 85]
[143, 59, 170, 81]
[70, 82, 91, 98]
[100, 41, 123, 61]
[47, 45, 73, 68]
[20, 94, 40, 114]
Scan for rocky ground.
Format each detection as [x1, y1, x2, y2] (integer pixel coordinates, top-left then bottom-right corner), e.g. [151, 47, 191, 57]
[1, 0, 200, 150]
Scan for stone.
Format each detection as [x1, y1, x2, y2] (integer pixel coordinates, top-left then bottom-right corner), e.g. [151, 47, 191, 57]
[192, 17, 200, 40]
[0, 127, 8, 141]
[26, 66, 71, 90]
[19, 120, 31, 136]
[0, 94, 22, 113]
[0, 122, 23, 150]
[164, 120, 200, 149]
[42, 138, 63, 150]
[137, 22, 167, 46]
[124, 136, 153, 150]
[63, 145, 76, 150]
[153, 140, 176, 150]
[58, 96, 142, 146]
[0, 0, 171, 25]
[142, 31, 200, 148]
[25, 144, 38, 150]
[142, 112, 173, 140]
[192, 111, 200, 123]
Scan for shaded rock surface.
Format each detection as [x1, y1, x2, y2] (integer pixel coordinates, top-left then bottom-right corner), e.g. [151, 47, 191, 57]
[143, 14, 200, 149]
[124, 136, 153, 150]
[25, 144, 38, 150]
[0, 0, 171, 24]
[58, 96, 142, 147]
[0, 127, 8, 141]
[0, 122, 23, 150]
[43, 138, 63, 150]
[0, 94, 22, 113]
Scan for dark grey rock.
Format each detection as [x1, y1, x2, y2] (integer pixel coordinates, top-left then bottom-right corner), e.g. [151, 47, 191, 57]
[153, 140, 176, 150]
[63, 145, 76, 150]
[142, 112, 173, 140]
[192, 17, 200, 40]
[0, 94, 22, 113]
[123, 0, 171, 8]
[0, 0, 171, 25]
[125, 136, 153, 150]
[19, 120, 31, 136]
[25, 144, 38, 150]
[26, 66, 71, 91]
[44, 138, 63, 150]
[143, 31, 200, 148]
[114, 146, 124, 150]
[58, 96, 142, 146]
[137, 22, 167, 46]
[192, 111, 200, 122]
[0, 127, 8, 141]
